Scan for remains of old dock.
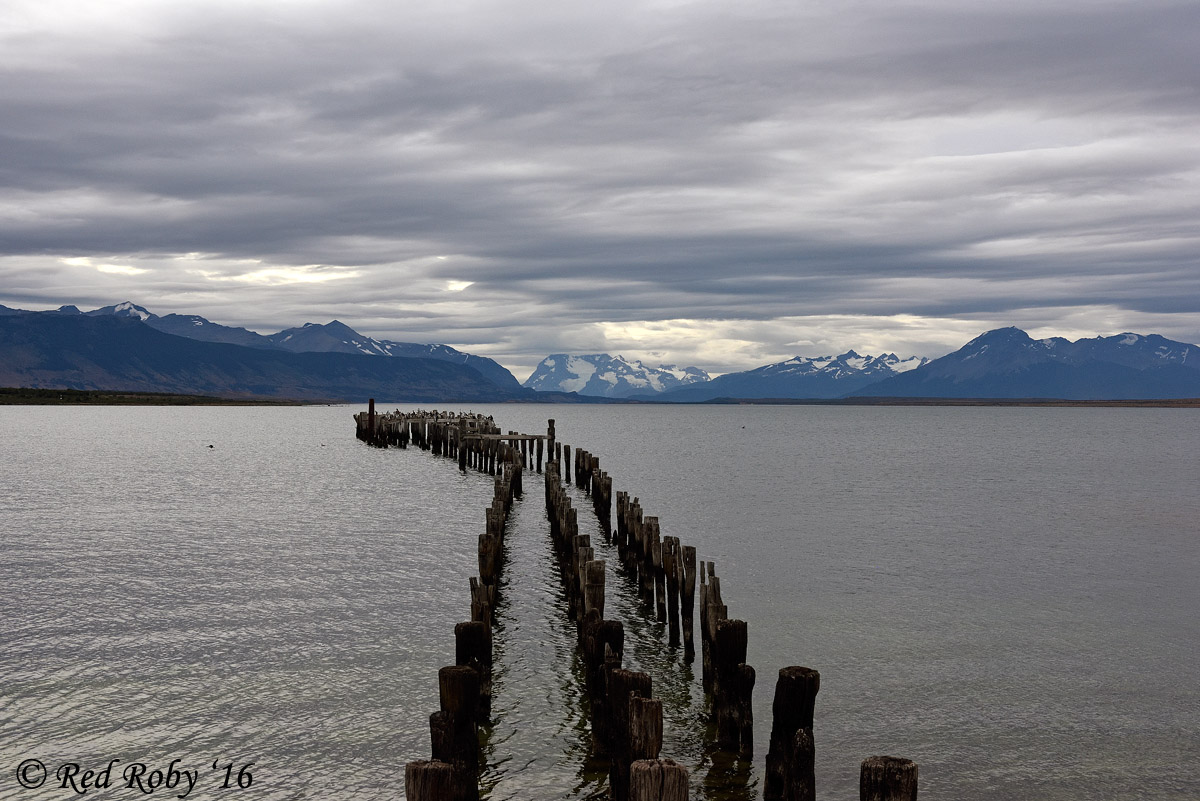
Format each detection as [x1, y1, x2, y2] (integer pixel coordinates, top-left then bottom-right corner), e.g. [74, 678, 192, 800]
[354, 402, 918, 801]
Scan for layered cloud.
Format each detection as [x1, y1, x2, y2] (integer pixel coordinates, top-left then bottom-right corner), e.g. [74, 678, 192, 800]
[3, 0, 1198, 377]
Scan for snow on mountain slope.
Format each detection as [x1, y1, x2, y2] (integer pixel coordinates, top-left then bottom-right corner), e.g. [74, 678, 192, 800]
[661, 350, 929, 400]
[523, 354, 710, 398]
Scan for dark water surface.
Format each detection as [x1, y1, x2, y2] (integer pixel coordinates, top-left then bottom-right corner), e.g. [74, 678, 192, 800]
[2, 404, 1197, 800]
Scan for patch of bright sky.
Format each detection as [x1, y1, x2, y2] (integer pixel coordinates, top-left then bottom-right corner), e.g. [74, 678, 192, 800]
[61, 256, 148, 276]
[190, 264, 360, 285]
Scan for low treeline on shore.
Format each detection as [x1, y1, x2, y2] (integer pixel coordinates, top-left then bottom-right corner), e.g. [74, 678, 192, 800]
[0, 387, 301, 405]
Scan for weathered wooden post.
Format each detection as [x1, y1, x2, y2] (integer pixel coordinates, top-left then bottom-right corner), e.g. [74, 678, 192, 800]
[367, 398, 376, 445]
[714, 618, 754, 755]
[681, 546, 696, 657]
[628, 696, 664, 790]
[652, 526, 666, 624]
[609, 668, 654, 801]
[584, 559, 606, 619]
[765, 666, 820, 801]
[701, 565, 726, 690]
[536, 436, 543, 472]
[860, 756, 918, 801]
[630, 758, 689, 801]
[663, 537, 681, 647]
[469, 576, 492, 628]
[405, 760, 456, 801]
[429, 665, 481, 801]
[455, 620, 493, 721]
[564, 444, 572, 483]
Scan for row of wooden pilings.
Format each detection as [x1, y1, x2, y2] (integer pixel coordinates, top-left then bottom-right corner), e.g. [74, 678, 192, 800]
[544, 458, 691, 800]
[355, 405, 919, 801]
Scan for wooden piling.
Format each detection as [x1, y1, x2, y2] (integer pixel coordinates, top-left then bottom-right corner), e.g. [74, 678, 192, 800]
[455, 620, 493, 721]
[630, 759, 689, 801]
[860, 757, 918, 801]
[765, 667, 820, 801]
[429, 665, 481, 801]
[681, 546, 696, 657]
[405, 760, 456, 801]
[713, 618, 754, 754]
[584, 559, 606, 619]
[469, 576, 492, 628]
[609, 668, 654, 801]
[664, 537, 681, 646]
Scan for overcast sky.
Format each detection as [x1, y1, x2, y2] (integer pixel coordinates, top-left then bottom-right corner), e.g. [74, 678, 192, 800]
[3, 0, 1198, 378]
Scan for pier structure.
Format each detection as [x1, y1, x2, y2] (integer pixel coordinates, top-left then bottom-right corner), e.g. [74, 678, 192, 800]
[355, 406, 918, 801]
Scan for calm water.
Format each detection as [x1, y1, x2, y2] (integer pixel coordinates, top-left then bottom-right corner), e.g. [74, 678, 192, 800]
[1, 404, 1197, 800]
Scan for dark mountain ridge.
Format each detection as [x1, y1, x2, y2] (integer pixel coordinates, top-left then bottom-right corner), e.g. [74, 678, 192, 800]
[0, 313, 528, 402]
[4, 300, 520, 389]
[854, 327, 1200, 399]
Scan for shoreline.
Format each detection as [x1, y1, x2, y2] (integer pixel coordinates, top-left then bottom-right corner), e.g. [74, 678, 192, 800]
[0, 388, 308, 405]
[4, 386, 1199, 408]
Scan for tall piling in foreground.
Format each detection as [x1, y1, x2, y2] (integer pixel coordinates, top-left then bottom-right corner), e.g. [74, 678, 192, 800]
[428, 665, 482, 801]
[713, 618, 754, 754]
[860, 756, 918, 801]
[609, 668, 655, 801]
[764, 666, 820, 801]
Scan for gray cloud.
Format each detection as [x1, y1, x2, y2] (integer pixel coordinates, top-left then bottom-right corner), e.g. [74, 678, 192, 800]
[2, 0, 1198, 379]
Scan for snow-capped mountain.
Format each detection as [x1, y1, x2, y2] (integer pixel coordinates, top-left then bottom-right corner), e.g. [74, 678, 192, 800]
[661, 350, 928, 401]
[85, 301, 154, 320]
[523, 354, 710, 398]
[854, 327, 1200, 399]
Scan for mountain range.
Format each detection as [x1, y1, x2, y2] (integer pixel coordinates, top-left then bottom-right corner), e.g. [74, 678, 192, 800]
[853, 327, 1200, 399]
[658, 351, 928, 401]
[0, 302, 532, 402]
[75, 301, 522, 389]
[1, 301, 1197, 401]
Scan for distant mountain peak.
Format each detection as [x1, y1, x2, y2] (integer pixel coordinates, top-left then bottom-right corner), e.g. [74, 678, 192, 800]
[87, 301, 154, 321]
[967, 326, 1033, 346]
